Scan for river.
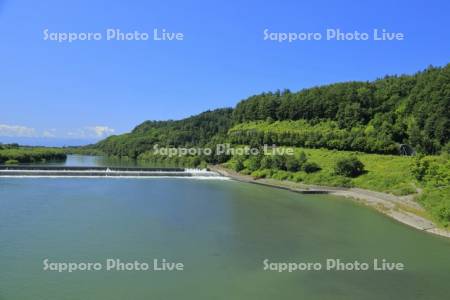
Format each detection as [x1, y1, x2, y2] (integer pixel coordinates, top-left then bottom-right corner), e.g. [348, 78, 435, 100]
[0, 155, 449, 299]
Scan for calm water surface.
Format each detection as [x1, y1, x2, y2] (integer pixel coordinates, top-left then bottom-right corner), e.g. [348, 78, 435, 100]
[0, 156, 449, 299]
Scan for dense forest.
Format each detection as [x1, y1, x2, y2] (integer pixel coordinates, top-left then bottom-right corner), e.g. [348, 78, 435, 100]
[232, 65, 449, 154]
[96, 108, 233, 158]
[96, 64, 449, 157]
[228, 120, 399, 154]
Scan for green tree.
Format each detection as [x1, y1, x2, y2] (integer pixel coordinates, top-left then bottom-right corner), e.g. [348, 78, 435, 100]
[285, 155, 300, 172]
[334, 156, 365, 177]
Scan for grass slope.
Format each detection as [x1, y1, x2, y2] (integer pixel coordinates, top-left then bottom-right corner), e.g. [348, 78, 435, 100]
[225, 147, 449, 227]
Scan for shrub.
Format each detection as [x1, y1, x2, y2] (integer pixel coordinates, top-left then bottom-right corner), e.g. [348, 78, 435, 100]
[391, 183, 417, 196]
[240, 169, 251, 175]
[442, 142, 450, 155]
[285, 155, 300, 172]
[251, 169, 272, 179]
[260, 156, 273, 169]
[5, 159, 19, 165]
[418, 187, 450, 227]
[297, 151, 308, 167]
[303, 172, 353, 187]
[271, 155, 286, 170]
[411, 155, 450, 187]
[198, 161, 208, 169]
[334, 156, 365, 177]
[246, 155, 261, 172]
[411, 154, 429, 181]
[233, 157, 245, 172]
[302, 161, 321, 173]
[292, 172, 305, 182]
[271, 170, 290, 180]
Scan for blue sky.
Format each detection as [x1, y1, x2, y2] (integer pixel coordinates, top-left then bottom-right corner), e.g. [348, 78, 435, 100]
[0, 0, 449, 145]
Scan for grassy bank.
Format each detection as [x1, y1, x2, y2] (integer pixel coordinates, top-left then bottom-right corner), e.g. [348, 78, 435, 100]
[226, 147, 415, 193]
[224, 147, 449, 227]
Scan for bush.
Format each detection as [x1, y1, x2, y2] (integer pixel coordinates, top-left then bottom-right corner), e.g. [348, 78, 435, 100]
[412, 155, 450, 227]
[271, 170, 290, 180]
[303, 172, 353, 187]
[334, 156, 365, 177]
[292, 172, 305, 182]
[246, 155, 262, 172]
[418, 187, 450, 227]
[240, 169, 251, 175]
[271, 155, 286, 170]
[285, 155, 300, 172]
[198, 161, 208, 169]
[411, 154, 429, 181]
[251, 169, 272, 179]
[391, 183, 417, 196]
[233, 157, 245, 172]
[411, 155, 449, 187]
[442, 142, 450, 155]
[260, 156, 273, 169]
[297, 151, 308, 167]
[302, 161, 321, 173]
[5, 159, 19, 165]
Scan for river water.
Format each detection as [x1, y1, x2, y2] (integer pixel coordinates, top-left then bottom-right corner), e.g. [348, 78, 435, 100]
[0, 156, 449, 299]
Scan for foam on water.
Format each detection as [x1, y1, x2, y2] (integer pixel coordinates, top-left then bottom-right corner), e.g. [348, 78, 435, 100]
[0, 175, 229, 180]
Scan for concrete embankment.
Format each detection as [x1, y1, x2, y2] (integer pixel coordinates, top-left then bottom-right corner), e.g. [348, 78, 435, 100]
[0, 166, 221, 178]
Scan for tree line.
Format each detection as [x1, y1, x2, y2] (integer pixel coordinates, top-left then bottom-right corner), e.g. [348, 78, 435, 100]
[95, 64, 450, 157]
[0, 145, 67, 164]
[232, 65, 449, 154]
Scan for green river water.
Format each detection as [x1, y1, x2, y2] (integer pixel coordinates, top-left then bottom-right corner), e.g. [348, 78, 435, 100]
[0, 156, 449, 299]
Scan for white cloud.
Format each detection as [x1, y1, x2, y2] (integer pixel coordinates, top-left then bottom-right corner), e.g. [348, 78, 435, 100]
[85, 126, 115, 138]
[42, 130, 56, 138]
[66, 126, 115, 139]
[0, 124, 115, 140]
[0, 124, 37, 137]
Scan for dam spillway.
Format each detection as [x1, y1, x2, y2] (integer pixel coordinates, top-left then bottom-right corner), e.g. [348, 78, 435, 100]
[0, 166, 222, 178]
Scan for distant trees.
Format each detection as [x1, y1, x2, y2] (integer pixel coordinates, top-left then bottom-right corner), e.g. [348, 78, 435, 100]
[0, 147, 67, 164]
[0, 143, 19, 150]
[96, 108, 234, 157]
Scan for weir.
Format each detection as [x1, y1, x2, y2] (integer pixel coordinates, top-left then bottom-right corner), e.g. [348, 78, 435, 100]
[0, 166, 221, 178]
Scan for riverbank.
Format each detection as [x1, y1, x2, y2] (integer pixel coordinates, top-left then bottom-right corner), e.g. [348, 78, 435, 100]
[209, 165, 450, 239]
[0, 146, 66, 164]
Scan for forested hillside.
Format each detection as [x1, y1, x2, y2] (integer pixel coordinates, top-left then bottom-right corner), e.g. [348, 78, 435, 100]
[232, 65, 449, 154]
[90, 64, 450, 226]
[96, 64, 449, 156]
[96, 108, 233, 158]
